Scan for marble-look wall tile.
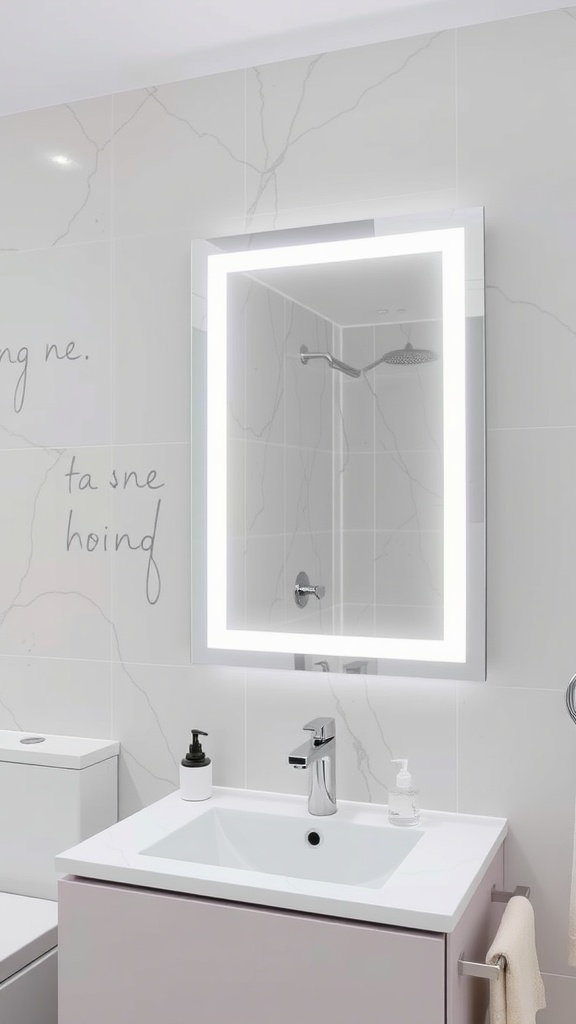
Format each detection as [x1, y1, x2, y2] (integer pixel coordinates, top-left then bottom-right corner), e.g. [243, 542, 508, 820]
[246, 669, 457, 810]
[245, 31, 456, 223]
[285, 300, 333, 450]
[228, 278, 335, 635]
[242, 189, 460, 239]
[285, 446, 332, 535]
[458, 683, 576, 977]
[243, 534, 288, 631]
[111, 662, 246, 818]
[110, 443, 190, 666]
[245, 440, 285, 538]
[373, 603, 443, 640]
[487, 428, 576, 689]
[244, 282, 286, 445]
[0, 243, 111, 449]
[457, 11, 576, 429]
[375, 530, 443, 606]
[0, 655, 112, 739]
[342, 601, 375, 637]
[342, 531, 375, 608]
[375, 449, 443, 532]
[342, 454, 374, 531]
[112, 74, 246, 239]
[226, 273, 249, 441]
[113, 233, 192, 445]
[283, 530, 333, 634]
[371, 334, 443, 454]
[0, 446, 113, 661]
[0, 97, 112, 251]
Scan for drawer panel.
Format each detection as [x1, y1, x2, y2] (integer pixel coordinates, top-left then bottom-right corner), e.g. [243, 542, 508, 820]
[59, 877, 445, 1024]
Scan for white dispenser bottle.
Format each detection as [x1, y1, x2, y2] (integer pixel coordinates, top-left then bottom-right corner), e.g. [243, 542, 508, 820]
[388, 758, 420, 827]
[180, 729, 212, 801]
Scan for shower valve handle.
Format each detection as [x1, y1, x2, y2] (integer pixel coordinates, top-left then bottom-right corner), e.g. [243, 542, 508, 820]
[294, 571, 325, 608]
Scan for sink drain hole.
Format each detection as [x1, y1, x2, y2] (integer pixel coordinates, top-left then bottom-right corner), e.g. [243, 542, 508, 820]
[306, 830, 322, 847]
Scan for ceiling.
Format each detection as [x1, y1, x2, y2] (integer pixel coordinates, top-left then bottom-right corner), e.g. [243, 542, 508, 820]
[252, 254, 442, 326]
[0, 0, 567, 117]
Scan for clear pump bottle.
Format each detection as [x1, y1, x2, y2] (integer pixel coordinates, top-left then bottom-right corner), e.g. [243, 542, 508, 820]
[388, 758, 420, 827]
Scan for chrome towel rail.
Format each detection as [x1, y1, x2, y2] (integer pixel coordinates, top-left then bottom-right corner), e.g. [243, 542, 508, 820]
[459, 954, 506, 982]
[458, 885, 531, 981]
[566, 673, 576, 726]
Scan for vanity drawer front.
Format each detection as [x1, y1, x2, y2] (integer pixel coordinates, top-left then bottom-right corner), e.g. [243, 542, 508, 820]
[59, 877, 445, 1024]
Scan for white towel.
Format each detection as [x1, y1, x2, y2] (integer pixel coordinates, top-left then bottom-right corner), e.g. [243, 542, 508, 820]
[486, 895, 546, 1024]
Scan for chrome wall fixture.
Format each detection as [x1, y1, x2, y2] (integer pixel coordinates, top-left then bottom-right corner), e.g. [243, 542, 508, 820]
[566, 673, 576, 726]
[299, 342, 438, 378]
[458, 885, 531, 981]
[294, 571, 325, 608]
[299, 345, 360, 378]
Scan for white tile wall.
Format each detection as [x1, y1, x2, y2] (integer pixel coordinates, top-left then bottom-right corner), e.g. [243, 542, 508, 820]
[0, 8, 574, 1013]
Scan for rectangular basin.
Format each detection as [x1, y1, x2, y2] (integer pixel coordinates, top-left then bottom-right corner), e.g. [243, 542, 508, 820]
[142, 808, 421, 888]
[56, 787, 507, 932]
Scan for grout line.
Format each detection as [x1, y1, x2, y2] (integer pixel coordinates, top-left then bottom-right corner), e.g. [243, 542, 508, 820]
[243, 666, 248, 789]
[0, 440, 191, 454]
[487, 424, 576, 434]
[109, 91, 116, 727]
[243, 67, 248, 228]
[454, 27, 459, 201]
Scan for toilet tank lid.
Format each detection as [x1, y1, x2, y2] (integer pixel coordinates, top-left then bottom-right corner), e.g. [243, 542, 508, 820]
[0, 730, 119, 769]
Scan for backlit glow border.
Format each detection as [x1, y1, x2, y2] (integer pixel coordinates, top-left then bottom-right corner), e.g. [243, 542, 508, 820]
[206, 229, 466, 662]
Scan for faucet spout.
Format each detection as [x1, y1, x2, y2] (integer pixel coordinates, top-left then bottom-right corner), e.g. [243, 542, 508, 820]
[288, 718, 337, 816]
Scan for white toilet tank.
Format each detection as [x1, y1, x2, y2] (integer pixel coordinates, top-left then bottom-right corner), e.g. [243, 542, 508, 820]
[0, 730, 119, 901]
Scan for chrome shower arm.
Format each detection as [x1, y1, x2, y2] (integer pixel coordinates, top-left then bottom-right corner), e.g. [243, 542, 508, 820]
[300, 345, 361, 378]
[362, 354, 389, 372]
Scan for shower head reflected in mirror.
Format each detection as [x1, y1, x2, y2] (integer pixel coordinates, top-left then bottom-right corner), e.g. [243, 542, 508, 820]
[300, 342, 438, 378]
[363, 342, 439, 371]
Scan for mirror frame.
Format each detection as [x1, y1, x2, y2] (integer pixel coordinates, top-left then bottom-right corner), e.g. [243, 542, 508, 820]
[192, 208, 486, 680]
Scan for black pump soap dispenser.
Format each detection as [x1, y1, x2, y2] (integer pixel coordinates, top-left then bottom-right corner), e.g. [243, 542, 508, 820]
[180, 730, 212, 801]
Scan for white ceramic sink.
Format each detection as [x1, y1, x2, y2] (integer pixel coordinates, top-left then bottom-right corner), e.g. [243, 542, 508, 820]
[56, 787, 507, 932]
[142, 807, 421, 888]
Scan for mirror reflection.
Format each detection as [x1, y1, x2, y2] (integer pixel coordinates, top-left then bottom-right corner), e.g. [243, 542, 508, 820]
[226, 253, 444, 642]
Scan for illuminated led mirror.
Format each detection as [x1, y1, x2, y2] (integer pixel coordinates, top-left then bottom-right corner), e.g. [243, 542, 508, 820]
[192, 209, 485, 680]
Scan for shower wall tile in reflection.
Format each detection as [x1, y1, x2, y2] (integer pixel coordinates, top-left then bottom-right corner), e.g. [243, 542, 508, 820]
[338, 318, 444, 638]
[227, 277, 334, 633]
[375, 530, 443, 607]
[285, 301, 333, 451]
[244, 283, 285, 447]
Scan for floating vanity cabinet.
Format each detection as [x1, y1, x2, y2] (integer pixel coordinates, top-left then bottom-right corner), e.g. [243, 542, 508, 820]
[58, 847, 503, 1024]
[58, 877, 444, 1024]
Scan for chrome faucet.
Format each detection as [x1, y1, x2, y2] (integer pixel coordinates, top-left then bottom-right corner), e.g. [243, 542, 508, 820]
[288, 717, 337, 816]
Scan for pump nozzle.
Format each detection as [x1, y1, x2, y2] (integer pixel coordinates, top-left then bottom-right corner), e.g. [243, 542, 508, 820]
[391, 758, 412, 790]
[182, 729, 210, 766]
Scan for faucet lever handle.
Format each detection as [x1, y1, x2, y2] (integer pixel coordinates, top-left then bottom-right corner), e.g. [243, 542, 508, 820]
[303, 717, 335, 743]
